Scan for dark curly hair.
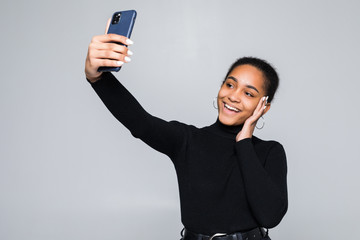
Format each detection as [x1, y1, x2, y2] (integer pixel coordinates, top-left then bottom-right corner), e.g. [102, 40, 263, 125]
[223, 57, 280, 103]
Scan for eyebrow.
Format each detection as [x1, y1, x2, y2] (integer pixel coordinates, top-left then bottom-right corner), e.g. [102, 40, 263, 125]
[227, 76, 260, 93]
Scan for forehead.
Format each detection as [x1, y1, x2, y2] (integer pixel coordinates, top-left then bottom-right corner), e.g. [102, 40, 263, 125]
[228, 64, 266, 92]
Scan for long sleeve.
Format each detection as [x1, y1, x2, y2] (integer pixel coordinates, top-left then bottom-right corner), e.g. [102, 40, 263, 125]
[88, 74, 288, 233]
[235, 138, 288, 228]
[89, 72, 187, 159]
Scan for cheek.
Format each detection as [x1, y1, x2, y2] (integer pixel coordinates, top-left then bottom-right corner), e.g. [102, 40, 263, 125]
[217, 88, 223, 97]
[216, 90, 222, 109]
[217, 92, 224, 106]
[217, 86, 228, 99]
[243, 99, 258, 112]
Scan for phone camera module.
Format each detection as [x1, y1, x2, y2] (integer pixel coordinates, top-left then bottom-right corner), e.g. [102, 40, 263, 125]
[112, 13, 121, 24]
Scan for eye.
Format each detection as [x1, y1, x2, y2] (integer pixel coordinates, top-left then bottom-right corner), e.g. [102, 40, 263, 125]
[245, 92, 254, 97]
[226, 83, 233, 88]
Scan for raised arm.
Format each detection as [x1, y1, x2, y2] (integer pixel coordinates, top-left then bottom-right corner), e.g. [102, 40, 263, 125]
[89, 72, 187, 158]
[85, 29, 187, 159]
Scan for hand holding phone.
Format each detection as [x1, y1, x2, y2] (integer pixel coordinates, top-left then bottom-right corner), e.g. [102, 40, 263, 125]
[98, 10, 137, 72]
[85, 10, 137, 82]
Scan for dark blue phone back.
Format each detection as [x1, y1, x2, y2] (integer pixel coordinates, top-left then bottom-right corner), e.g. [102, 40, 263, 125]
[98, 10, 137, 72]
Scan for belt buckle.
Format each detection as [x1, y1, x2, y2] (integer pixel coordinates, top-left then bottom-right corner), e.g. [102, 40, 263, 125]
[209, 233, 227, 240]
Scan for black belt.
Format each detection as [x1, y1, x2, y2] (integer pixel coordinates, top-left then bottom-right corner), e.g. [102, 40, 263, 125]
[182, 227, 267, 240]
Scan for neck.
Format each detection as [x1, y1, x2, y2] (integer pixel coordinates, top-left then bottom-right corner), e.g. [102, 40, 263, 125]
[207, 118, 244, 139]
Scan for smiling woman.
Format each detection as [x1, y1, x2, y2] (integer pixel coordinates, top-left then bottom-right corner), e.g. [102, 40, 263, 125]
[218, 64, 268, 127]
[85, 30, 287, 240]
[217, 57, 279, 142]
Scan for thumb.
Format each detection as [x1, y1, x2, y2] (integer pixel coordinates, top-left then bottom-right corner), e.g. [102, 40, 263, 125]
[105, 18, 111, 34]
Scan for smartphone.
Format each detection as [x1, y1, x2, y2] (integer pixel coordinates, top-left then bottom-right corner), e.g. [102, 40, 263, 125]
[98, 10, 137, 72]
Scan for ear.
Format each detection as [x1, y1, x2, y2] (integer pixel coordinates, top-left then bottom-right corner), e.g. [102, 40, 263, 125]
[263, 103, 271, 116]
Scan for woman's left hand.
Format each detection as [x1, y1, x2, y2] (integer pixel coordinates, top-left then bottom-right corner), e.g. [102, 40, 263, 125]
[236, 96, 268, 142]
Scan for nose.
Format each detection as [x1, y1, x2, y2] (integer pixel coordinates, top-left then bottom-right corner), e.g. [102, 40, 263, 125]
[228, 92, 240, 103]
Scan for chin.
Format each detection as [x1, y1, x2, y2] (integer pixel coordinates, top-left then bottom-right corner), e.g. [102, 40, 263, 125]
[218, 115, 242, 126]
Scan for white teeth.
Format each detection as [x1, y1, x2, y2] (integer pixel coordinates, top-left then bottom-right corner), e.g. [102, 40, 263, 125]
[225, 103, 240, 112]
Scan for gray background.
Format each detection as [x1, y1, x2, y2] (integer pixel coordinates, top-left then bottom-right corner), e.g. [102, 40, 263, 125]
[1, 0, 359, 239]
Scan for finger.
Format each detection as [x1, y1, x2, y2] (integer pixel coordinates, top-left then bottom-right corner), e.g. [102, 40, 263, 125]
[105, 18, 111, 34]
[263, 96, 269, 112]
[93, 42, 132, 55]
[88, 41, 131, 57]
[265, 96, 269, 105]
[254, 96, 266, 114]
[93, 33, 134, 46]
[248, 96, 267, 123]
[90, 49, 131, 62]
[107, 43, 133, 55]
[91, 58, 125, 68]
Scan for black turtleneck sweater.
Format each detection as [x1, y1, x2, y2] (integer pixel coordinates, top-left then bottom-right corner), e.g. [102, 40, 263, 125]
[89, 72, 288, 235]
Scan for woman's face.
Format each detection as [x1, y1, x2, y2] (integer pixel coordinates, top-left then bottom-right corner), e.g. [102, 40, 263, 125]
[217, 64, 267, 126]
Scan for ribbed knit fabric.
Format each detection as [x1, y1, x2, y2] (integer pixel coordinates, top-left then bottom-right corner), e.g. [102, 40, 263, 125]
[89, 72, 288, 235]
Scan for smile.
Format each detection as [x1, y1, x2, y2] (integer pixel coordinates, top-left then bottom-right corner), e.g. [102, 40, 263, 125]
[224, 103, 240, 112]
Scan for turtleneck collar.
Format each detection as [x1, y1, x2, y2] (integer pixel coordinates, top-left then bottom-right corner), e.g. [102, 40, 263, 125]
[205, 118, 244, 139]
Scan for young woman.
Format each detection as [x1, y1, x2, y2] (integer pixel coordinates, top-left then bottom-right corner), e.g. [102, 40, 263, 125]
[85, 32, 287, 240]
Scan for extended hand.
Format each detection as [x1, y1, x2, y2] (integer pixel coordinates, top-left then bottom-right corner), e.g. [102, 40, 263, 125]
[236, 96, 269, 142]
[85, 19, 134, 83]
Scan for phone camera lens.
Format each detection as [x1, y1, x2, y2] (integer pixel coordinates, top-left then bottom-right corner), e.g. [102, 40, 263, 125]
[112, 13, 121, 24]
